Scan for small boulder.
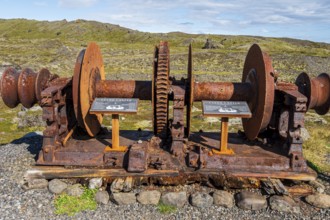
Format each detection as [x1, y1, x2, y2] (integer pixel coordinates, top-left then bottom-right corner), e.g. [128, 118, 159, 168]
[190, 192, 213, 208]
[17, 111, 26, 118]
[305, 193, 330, 209]
[95, 191, 110, 205]
[161, 191, 187, 208]
[89, 178, 103, 189]
[112, 193, 136, 205]
[137, 190, 161, 205]
[66, 184, 84, 197]
[111, 178, 125, 193]
[26, 179, 48, 190]
[213, 190, 234, 208]
[111, 177, 134, 193]
[308, 180, 325, 194]
[300, 127, 310, 141]
[235, 191, 267, 210]
[48, 179, 68, 194]
[269, 195, 300, 213]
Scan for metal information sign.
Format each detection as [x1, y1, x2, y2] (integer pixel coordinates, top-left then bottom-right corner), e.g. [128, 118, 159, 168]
[202, 101, 252, 118]
[90, 98, 138, 114]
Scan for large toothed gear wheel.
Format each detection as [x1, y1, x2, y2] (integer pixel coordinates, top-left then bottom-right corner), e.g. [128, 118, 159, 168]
[73, 42, 105, 137]
[152, 42, 170, 137]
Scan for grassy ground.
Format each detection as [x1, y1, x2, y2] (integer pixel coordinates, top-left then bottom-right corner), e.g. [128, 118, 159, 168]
[54, 188, 98, 216]
[0, 18, 329, 173]
[303, 113, 330, 173]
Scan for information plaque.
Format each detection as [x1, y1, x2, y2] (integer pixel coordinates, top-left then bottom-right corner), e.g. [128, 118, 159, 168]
[90, 98, 138, 114]
[202, 101, 252, 118]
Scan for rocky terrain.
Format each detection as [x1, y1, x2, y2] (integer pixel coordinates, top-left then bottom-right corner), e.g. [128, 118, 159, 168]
[0, 133, 329, 219]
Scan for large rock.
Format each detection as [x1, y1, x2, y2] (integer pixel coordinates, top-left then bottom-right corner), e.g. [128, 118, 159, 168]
[305, 193, 330, 209]
[269, 195, 300, 213]
[137, 190, 161, 205]
[25, 179, 48, 190]
[202, 39, 219, 49]
[95, 191, 110, 205]
[48, 179, 68, 194]
[190, 192, 213, 208]
[235, 191, 267, 210]
[89, 178, 103, 189]
[66, 184, 84, 197]
[112, 193, 136, 205]
[213, 190, 234, 208]
[161, 191, 187, 208]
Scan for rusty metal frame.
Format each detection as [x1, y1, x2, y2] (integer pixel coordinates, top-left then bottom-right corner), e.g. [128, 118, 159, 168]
[2, 41, 329, 185]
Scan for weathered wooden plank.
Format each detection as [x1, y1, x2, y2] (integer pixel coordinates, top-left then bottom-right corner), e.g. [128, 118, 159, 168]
[24, 166, 179, 181]
[227, 169, 317, 181]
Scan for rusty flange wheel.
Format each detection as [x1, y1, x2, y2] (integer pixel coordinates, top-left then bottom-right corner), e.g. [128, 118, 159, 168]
[35, 68, 52, 102]
[185, 44, 193, 137]
[296, 72, 330, 115]
[152, 42, 170, 137]
[18, 68, 38, 108]
[73, 42, 105, 137]
[242, 44, 275, 140]
[1, 67, 20, 108]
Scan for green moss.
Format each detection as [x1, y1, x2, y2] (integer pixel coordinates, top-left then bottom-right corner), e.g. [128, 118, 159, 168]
[54, 188, 98, 216]
[157, 202, 177, 214]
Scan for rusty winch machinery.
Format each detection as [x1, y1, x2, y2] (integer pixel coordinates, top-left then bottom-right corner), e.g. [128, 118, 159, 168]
[1, 42, 329, 185]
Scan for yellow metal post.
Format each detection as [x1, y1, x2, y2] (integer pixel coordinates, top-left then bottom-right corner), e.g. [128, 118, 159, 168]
[212, 117, 234, 155]
[112, 114, 120, 148]
[104, 114, 127, 152]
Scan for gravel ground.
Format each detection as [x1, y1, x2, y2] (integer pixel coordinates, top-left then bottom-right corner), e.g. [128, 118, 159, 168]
[0, 133, 329, 220]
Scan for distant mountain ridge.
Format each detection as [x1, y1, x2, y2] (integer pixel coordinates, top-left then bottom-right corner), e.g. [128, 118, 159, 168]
[0, 18, 329, 47]
[0, 18, 329, 83]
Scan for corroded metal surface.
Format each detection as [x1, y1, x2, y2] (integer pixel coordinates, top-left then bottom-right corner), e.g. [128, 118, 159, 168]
[72, 49, 85, 130]
[35, 68, 50, 102]
[296, 72, 330, 115]
[1, 67, 20, 108]
[153, 41, 170, 137]
[1, 67, 56, 108]
[18, 68, 38, 108]
[72, 42, 105, 137]
[242, 44, 275, 140]
[95, 80, 152, 100]
[186, 44, 193, 137]
[193, 82, 252, 101]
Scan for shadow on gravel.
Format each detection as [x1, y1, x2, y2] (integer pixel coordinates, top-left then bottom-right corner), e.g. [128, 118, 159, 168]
[317, 173, 330, 183]
[11, 132, 43, 160]
[307, 160, 330, 182]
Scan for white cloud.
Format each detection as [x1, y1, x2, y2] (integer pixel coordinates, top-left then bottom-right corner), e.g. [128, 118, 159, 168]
[84, 0, 330, 42]
[58, 0, 98, 8]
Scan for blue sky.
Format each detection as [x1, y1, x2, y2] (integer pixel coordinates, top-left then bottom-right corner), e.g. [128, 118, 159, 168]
[1, 0, 329, 43]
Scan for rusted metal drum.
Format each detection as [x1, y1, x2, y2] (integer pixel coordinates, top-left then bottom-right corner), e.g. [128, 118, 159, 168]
[18, 68, 38, 108]
[72, 42, 105, 137]
[1, 67, 20, 108]
[242, 44, 275, 140]
[296, 72, 330, 115]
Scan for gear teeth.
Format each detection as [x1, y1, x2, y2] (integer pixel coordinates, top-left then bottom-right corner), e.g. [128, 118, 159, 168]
[154, 43, 170, 137]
